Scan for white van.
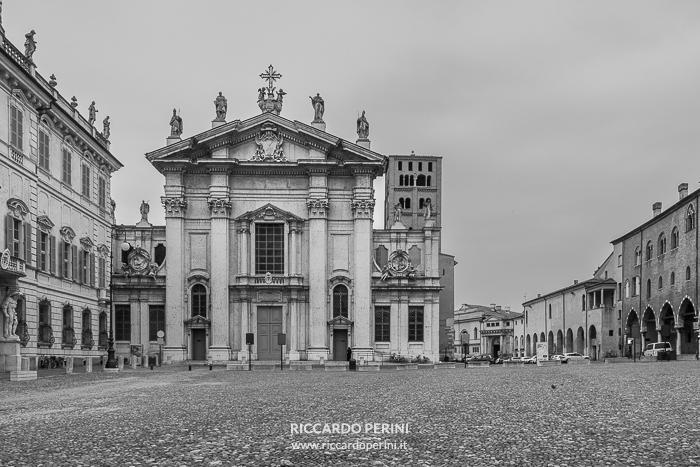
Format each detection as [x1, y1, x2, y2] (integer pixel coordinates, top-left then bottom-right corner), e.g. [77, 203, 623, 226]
[643, 342, 673, 356]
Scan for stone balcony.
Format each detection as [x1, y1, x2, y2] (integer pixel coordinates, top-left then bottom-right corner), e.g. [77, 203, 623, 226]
[233, 274, 304, 288]
[0, 254, 26, 277]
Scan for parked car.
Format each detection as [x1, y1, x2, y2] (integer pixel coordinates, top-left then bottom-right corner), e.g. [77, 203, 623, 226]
[561, 352, 590, 363]
[523, 356, 537, 364]
[550, 354, 566, 362]
[643, 342, 673, 357]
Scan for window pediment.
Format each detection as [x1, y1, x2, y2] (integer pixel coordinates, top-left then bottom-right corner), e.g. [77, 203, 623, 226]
[328, 315, 353, 327]
[7, 198, 29, 219]
[37, 215, 55, 233]
[59, 226, 76, 243]
[235, 203, 303, 223]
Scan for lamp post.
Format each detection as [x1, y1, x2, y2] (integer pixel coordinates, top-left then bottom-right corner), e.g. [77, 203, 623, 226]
[105, 225, 131, 370]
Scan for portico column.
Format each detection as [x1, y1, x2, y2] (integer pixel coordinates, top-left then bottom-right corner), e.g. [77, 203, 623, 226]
[162, 194, 187, 362]
[306, 169, 329, 360]
[675, 325, 683, 355]
[207, 175, 232, 361]
[351, 171, 375, 361]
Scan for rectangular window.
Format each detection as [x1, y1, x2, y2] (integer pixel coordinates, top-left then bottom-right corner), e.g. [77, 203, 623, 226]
[408, 306, 424, 342]
[98, 257, 106, 288]
[617, 255, 622, 267]
[98, 177, 106, 209]
[408, 161, 413, 171]
[428, 162, 433, 172]
[81, 250, 90, 285]
[397, 161, 402, 171]
[62, 149, 72, 185]
[418, 162, 422, 171]
[255, 223, 284, 274]
[10, 218, 21, 257]
[149, 305, 165, 341]
[115, 304, 131, 341]
[61, 242, 71, 278]
[39, 231, 48, 272]
[82, 165, 90, 198]
[374, 306, 390, 342]
[39, 130, 50, 171]
[10, 105, 23, 151]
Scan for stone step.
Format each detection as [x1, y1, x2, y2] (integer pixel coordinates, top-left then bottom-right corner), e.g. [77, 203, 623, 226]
[9, 371, 37, 381]
[288, 363, 313, 371]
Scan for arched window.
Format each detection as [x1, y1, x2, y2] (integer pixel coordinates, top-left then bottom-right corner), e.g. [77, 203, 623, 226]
[62, 304, 75, 349]
[634, 247, 641, 266]
[427, 175, 431, 186]
[398, 175, 403, 186]
[687, 205, 696, 232]
[82, 308, 93, 350]
[409, 175, 414, 186]
[658, 233, 666, 256]
[333, 285, 348, 318]
[645, 241, 653, 261]
[191, 284, 207, 317]
[671, 271, 675, 285]
[646, 279, 651, 299]
[671, 227, 679, 249]
[686, 266, 692, 281]
[419, 198, 425, 209]
[416, 174, 426, 186]
[473, 327, 477, 339]
[99, 311, 108, 349]
[625, 280, 630, 298]
[399, 198, 405, 209]
[658, 276, 663, 289]
[405, 198, 411, 209]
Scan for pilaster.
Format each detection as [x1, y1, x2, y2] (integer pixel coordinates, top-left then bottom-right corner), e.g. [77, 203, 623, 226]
[161, 194, 187, 362]
[207, 180, 232, 360]
[307, 168, 329, 360]
[351, 169, 375, 360]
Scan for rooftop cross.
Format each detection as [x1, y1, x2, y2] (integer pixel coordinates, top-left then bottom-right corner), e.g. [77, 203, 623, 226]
[260, 64, 281, 92]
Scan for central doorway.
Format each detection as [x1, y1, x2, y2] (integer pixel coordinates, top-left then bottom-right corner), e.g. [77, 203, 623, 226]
[333, 330, 348, 361]
[257, 306, 282, 360]
[192, 329, 206, 360]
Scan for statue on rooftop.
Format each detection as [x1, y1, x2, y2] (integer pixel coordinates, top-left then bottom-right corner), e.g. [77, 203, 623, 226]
[213, 92, 227, 121]
[88, 101, 98, 126]
[170, 108, 183, 137]
[24, 30, 36, 61]
[140, 200, 150, 223]
[310, 93, 325, 122]
[102, 116, 110, 140]
[357, 110, 369, 139]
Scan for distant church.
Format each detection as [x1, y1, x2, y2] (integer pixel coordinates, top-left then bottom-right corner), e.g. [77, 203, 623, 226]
[112, 67, 454, 363]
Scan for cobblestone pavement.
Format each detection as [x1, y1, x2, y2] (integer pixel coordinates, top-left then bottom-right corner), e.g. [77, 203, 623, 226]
[1, 362, 699, 466]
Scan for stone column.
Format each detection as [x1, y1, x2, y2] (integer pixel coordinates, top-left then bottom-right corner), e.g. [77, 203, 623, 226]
[306, 194, 329, 360]
[675, 325, 683, 355]
[162, 194, 187, 362]
[351, 170, 375, 361]
[208, 188, 232, 361]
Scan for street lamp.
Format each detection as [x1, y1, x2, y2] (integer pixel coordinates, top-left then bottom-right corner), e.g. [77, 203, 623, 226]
[105, 229, 131, 370]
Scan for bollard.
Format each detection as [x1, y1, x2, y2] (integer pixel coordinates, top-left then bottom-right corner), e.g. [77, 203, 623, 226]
[188, 365, 192, 371]
[150, 364, 154, 370]
[209, 365, 212, 371]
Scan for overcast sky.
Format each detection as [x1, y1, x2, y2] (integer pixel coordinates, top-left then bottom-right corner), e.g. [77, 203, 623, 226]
[8, 1, 700, 312]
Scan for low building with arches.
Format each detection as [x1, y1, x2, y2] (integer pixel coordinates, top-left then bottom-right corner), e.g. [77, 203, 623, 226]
[452, 304, 524, 359]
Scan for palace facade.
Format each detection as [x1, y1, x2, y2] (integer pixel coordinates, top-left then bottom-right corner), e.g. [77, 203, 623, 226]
[0, 23, 122, 374]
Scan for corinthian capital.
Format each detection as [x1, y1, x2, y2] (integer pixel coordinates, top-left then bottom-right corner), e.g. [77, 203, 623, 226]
[351, 198, 375, 218]
[307, 198, 329, 218]
[207, 197, 232, 216]
[161, 196, 187, 216]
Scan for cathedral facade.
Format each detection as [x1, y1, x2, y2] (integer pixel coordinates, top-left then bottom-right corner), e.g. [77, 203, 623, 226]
[112, 69, 448, 364]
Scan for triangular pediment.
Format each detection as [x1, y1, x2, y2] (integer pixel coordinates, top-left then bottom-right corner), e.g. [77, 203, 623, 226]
[146, 113, 386, 170]
[328, 315, 354, 326]
[184, 314, 211, 326]
[235, 203, 304, 223]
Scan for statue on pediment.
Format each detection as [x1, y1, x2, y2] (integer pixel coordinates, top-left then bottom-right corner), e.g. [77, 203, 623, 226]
[170, 108, 183, 137]
[357, 110, 369, 139]
[310, 93, 325, 122]
[24, 30, 36, 61]
[214, 92, 227, 121]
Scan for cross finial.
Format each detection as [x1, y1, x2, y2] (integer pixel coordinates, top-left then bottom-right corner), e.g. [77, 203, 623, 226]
[260, 64, 282, 93]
